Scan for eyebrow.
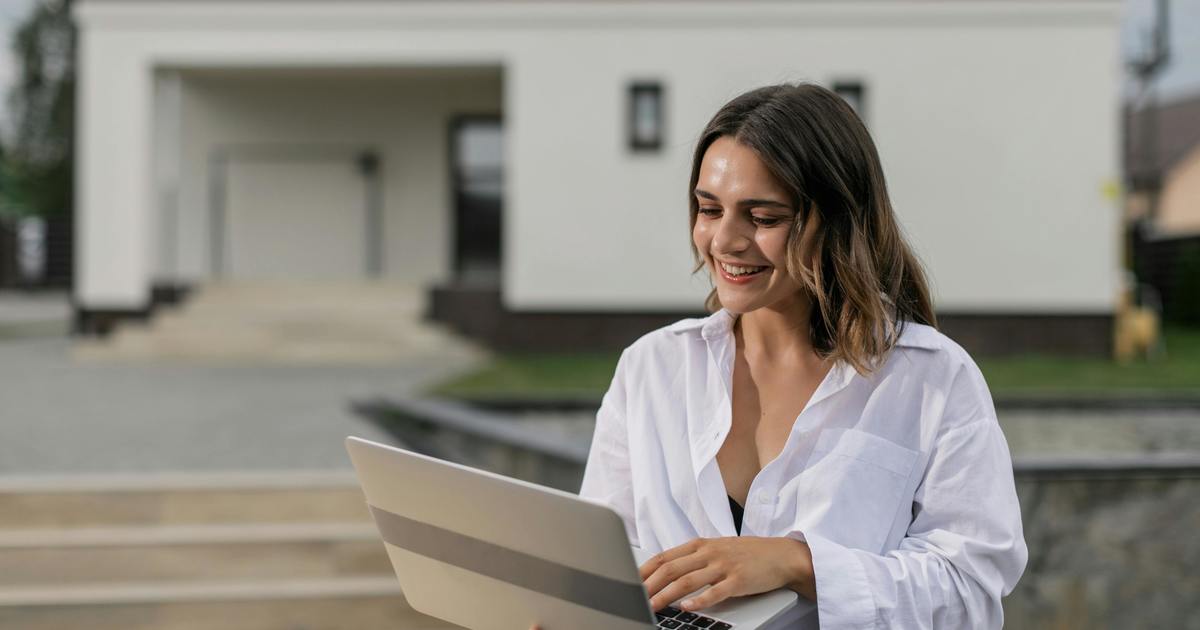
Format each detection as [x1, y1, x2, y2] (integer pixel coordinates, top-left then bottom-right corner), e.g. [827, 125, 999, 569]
[694, 188, 792, 210]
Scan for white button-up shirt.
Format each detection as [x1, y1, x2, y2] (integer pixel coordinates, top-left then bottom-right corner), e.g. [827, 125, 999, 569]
[579, 309, 1027, 629]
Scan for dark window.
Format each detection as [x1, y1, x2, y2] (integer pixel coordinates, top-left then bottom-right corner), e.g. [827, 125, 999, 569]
[833, 81, 866, 124]
[451, 116, 503, 283]
[629, 82, 665, 152]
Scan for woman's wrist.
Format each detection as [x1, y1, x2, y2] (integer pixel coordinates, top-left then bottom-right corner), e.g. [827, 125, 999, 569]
[782, 538, 817, 600]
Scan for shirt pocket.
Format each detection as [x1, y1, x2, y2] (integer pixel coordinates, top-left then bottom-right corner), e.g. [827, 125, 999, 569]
[795, 427, 920, 554]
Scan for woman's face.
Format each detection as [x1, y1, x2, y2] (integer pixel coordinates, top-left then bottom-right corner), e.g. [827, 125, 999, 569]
[692, 136, 811, 315]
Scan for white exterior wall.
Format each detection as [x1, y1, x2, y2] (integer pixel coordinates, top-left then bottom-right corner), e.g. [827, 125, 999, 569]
[75, 1, 1121, 314]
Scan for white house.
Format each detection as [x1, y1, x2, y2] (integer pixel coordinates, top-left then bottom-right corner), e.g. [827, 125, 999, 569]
[72, 0, 1122, 355]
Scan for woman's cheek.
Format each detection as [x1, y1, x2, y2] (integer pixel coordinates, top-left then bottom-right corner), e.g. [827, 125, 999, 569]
[693, 224, 711, 259]
[756, 232, 782, 261]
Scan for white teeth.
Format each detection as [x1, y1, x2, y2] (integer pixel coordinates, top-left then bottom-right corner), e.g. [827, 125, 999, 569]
[720, 262, 767, 276]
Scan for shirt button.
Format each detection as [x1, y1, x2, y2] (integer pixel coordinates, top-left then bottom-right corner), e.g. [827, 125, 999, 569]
[757, 491, 773, 504]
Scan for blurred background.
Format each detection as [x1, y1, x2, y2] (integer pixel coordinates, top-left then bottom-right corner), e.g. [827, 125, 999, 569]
[0, 0, 1196, 628]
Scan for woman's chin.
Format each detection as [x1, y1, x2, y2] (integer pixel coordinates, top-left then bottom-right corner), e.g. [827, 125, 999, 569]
[715, 293, 760, 314]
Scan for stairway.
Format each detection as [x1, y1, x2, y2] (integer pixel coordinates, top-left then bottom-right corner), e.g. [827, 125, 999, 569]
[74, 283, 487, 364]
[0, 473, 460, 630]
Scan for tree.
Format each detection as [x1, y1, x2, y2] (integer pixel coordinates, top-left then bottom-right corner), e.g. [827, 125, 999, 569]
[1, 0, 74, 220]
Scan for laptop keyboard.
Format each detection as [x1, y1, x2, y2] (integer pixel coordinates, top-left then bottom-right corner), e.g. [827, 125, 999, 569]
[655, 605, 733, 629]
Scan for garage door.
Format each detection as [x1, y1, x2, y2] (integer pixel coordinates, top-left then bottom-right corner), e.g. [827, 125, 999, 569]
[223, 157, 368, 280]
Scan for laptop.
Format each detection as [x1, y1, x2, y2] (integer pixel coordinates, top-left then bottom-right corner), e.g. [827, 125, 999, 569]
[345, 436, 802, 629]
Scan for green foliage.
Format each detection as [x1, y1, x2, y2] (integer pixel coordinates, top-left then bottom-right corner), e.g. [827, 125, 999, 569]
[0, 0, 75, 219]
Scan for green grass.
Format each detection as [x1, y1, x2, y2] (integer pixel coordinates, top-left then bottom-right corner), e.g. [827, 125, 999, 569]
[976, 326, 1200, 395]
[429, 351, 622, 401]
[429, 327, 1200, 401]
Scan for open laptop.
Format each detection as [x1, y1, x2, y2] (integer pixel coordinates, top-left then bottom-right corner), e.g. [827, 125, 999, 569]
[345, 436, 801, 629]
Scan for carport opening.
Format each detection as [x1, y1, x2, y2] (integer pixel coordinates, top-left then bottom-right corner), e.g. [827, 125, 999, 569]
[151, 65, 504, 288]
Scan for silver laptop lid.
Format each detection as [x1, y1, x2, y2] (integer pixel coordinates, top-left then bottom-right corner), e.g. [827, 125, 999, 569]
[346, 436, 655, 630]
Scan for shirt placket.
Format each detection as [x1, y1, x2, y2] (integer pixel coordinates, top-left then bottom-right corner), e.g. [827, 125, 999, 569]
[690, 315, 738, 537]
[734, 357, 855, 537]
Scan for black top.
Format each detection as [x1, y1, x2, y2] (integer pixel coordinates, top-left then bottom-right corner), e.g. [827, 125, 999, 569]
[728, 495, 744, 535]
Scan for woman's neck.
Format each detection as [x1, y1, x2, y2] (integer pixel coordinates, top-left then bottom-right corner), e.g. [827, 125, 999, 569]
[734, 297, 821, 365]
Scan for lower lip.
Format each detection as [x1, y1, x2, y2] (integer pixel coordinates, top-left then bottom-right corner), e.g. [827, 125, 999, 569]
[717, 264, 770, 284]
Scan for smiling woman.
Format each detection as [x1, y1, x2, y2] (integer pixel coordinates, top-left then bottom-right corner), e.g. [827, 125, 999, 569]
[532, 84, 1028, 630]
[688, 85, 937, 377]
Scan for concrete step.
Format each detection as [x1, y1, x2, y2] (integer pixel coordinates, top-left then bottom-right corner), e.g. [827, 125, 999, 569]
[0, 473, 372, 529]
[0, 523, 389, 585]
[142, 318, 468, 347]
[176, 285, 428, 318]
[186, 282, 427, 303]
[78, 334, 480, 364]
[0, 580, 460, 630]
[73, 282, 487, 364]
[176, 298, 426, 315]
[0, 473, 462, 628]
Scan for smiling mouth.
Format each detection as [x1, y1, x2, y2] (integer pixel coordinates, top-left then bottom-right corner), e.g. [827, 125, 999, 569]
[718, 261, 769, 277]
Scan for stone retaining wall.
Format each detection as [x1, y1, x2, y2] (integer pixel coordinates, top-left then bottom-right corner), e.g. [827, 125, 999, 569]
[1007, 471, 1200, 629]
[358, 398, 1200, 629]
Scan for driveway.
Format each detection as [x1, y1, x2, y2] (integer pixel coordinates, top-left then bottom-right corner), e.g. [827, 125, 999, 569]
[0, 292, 473, 474]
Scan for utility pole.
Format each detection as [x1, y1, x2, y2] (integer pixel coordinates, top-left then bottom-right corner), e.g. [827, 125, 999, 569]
[1124, 0, 1172, 290]
[1128, 0, 1171, 220]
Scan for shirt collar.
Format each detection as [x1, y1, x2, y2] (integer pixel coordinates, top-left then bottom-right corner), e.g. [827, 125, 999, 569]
[893, 320, 941, 351]
[700, 309, 737, 341]
[679, 308, 860, 405]
[666, 308, 736, 340]
[673, 308, 939, 352]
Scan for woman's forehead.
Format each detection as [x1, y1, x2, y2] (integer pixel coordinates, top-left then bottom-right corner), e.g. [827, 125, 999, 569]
[697, 137, 789, 200]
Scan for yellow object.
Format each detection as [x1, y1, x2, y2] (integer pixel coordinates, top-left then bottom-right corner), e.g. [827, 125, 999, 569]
[1113, 285, 1161, 363]
[1102, 178, 1121, 202]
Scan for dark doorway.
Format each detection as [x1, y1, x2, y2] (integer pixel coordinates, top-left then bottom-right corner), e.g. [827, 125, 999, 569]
[451, 116, 503, 284]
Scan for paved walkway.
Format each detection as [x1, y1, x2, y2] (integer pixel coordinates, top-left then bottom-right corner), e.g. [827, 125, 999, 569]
[0, 292, 476, 475]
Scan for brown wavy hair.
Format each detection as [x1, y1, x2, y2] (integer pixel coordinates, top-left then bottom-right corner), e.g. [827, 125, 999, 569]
[689, 83, 937, 375]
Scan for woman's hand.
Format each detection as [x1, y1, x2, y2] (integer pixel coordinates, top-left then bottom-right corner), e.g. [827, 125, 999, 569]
[639, 536, 815, 612]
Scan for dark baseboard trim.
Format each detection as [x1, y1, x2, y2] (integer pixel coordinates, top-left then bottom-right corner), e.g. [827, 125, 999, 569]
[936, 312, 1113, 358]
[429, 284, 1114, 357]
[150, 282, 195, 308]
[72, 282, 196, 337]
[429, 284, 702, 352]
[72, 306, 151, 337]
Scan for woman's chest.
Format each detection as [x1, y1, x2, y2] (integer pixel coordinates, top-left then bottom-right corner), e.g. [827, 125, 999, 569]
[629, 391, 927, 554]
[717, 360, 829, 499]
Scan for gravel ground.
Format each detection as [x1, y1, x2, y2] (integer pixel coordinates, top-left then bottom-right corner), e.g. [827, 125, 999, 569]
[0, 293, 476, 474]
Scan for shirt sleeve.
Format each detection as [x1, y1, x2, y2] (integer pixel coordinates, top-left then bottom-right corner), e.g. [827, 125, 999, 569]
[578, 348, 639, 547]
[786, 362, 1028, 629]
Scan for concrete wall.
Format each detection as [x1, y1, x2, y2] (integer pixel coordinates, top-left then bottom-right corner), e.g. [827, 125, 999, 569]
[164, 68, 501, 285]
[75, 1, 1121, 315]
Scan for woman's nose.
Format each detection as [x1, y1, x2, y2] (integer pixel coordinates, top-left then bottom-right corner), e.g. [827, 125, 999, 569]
[711, 214, 752, 256]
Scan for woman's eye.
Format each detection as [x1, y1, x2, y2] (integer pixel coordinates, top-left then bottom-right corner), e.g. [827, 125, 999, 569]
[752, 216, 780, 227]
[698, 207, 722, 217]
